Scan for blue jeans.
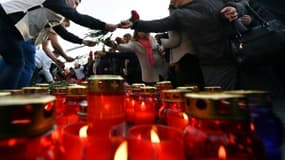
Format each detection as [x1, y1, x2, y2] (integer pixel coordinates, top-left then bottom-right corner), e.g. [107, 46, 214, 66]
[17, 40, 36, 88]
[0, 11, 25, 89]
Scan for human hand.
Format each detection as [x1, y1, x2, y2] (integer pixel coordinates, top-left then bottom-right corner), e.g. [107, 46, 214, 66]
[221, 6, 238, 22]
[158, 45, 165, 53]
[82, 40, 97, 47]
[65, 56, 75, 62]
[105, 23, 117, 32]
[118, 20, 133, 29]
[239, 15, 252, 25]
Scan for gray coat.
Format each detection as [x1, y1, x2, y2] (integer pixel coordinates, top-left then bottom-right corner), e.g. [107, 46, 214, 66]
[132, 0, 247, 65]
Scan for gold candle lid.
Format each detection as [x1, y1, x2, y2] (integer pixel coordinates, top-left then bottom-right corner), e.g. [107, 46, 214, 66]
[161, 89, 189, 103]
[0, 92, 11, 96]
[140, 86, 157, 95]
[22, 86, 49, 94]
[155, 81, 172, 89]
[66, 85, 87, 96]
[224, 90, 271, 107]
[35, 83, 50, 88]
[131, 83, 146, 88]
[204, 86, 223, 92]
[185, 92, 249, 120]
[0, 95, 56, 139]
[52, 86, 67, 95]
[88, 75, 125, 93]
[177, 85, 199, 92]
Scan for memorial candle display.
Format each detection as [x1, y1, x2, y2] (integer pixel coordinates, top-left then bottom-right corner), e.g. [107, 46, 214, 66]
[87, 75, 126, 136]
[0, 95, 57, 159]
[183, 93, 266, 160]
[127, 125, 185, 160]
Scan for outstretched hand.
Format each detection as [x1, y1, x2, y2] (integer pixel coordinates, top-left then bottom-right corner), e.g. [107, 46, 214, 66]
[118, 20, 133, 29]
[220, 6, 238, 22]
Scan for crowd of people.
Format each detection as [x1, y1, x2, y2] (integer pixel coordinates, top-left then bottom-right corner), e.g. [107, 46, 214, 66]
[0, 0, 284, 96]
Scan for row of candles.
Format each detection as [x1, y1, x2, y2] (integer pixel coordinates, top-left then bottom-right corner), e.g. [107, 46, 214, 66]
[0, 75, 283, 160]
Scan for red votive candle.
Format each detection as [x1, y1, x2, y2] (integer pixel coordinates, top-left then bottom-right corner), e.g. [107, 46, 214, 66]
[56, 85, 87, 128]
[127, 125, 185, 160]
[183, 92, 266, 160]
[0, 95, 57, 160]
[87, 75, 126, 136]
[134, 86, 158, 125]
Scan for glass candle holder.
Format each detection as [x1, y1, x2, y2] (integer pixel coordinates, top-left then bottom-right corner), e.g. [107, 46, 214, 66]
[155, 81, 173, 113]
[87, 75, 126, 137]
[57, 85, 87, 128]
[127, 124, 185, 160]
[134, 86, 158, 125]
[124, 85, 144, 124]
[225, 90, 284, 160]
[158, 89, 188, 125]
[0, 95, 58, 160]
[52, 86, 67, 117]
[184, 92, 266, 160]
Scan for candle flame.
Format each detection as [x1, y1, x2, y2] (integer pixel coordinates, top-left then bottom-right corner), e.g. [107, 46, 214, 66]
[182, 113, 189, 120]
[150, 127, 160, 143]
[250, 122, 255, 131]
[114, 141, 128, 160]
[218, 145, 226, 160]
[79, 125, 88, 138]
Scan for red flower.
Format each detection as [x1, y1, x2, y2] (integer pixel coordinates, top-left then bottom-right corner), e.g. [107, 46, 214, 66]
[130, 10, 140, 22]
[115, 37, 124, 44]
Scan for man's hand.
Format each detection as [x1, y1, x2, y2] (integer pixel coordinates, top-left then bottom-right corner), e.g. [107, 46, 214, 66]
[118, 20, 133, 29]
[65, 56, 75, 62]
[221, 6, 238, 22]
[82, 40, 97, 47]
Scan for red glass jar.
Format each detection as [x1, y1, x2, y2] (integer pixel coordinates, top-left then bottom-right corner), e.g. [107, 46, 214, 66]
[57, 85, 87, 128]
[124, 84, 145, 124]
[0, 95, 58, 160]
[155, 81, 173, 113]
[127, 125, 185, 160]
[184, 92, 266, 160]
[158, 89, 188, 123]
[52, 87, 67, 117]
[87, 75, 126, 137]
[225, 90, 284, 160]
[134, 86, 158, 125]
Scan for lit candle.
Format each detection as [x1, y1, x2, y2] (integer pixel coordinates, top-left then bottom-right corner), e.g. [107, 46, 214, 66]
[218, 145, 226, 160]
[87, 75, 126, 136]
[59, 122, 88, 160]
[167, 112, 189, 130]
[134, 86, 157, 125]
[114, 141, 128, 160]
[127, 125, 185, 160]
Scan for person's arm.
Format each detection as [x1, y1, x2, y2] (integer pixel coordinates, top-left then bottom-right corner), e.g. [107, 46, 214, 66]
[43, 0, 117, 31]
[42, 38, 62, 65]
[47, 29, 75, 62]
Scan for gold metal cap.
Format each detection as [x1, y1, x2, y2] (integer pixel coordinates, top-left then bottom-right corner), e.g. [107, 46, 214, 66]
[88, 75, 125, 93]
[22, 86, 49, 94]
[161, 89, 189, 103]
[0, 95, 56, 139]
[66, 85, 87, 96]
[177, 85, 199, 92]
[185, 92, 249, 120]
